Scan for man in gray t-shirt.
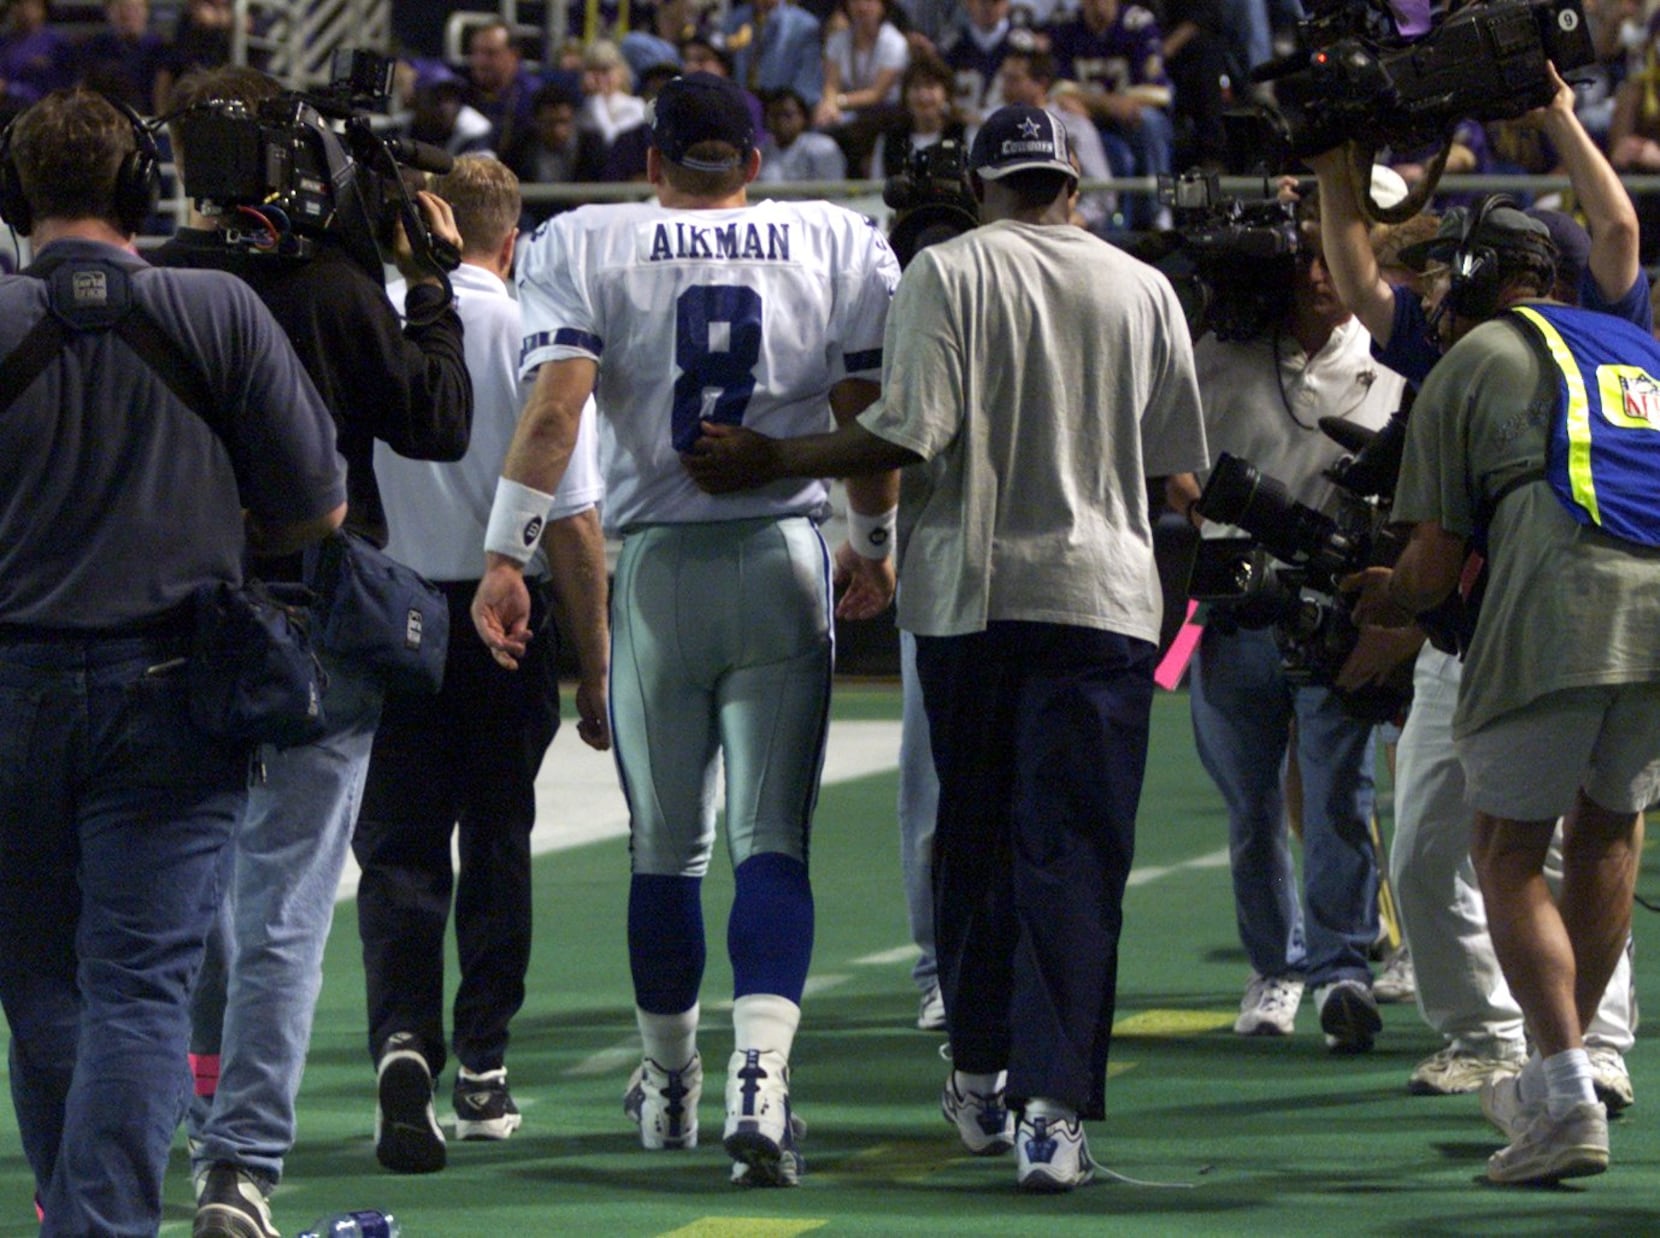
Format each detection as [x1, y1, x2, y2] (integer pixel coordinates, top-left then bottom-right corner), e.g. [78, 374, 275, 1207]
[683, 105, 1208, 1193]
[1351, 204, 1660, 1187]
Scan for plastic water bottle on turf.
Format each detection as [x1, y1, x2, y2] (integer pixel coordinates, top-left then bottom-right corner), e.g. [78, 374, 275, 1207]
[296, 1212, 400, 1238]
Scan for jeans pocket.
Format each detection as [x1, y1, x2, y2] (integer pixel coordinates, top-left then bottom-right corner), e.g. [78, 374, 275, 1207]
[111, 665, 247, 791]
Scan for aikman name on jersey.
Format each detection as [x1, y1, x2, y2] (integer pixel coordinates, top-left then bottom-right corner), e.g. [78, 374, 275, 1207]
[645, 219, 792, 263]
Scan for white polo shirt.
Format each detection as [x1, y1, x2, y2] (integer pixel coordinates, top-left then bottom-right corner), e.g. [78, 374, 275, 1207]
[377, 263, 603, 582]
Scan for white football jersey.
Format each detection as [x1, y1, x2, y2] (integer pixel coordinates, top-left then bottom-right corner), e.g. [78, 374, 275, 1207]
[518, 197, 901, 530]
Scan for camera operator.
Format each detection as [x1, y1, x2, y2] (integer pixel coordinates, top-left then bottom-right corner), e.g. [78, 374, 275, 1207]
[1347, 206, 1660, 1185]
[684, 105, 1209, 1191]
[152, 64, 472, 1238]
[1309, 61, 1647, 1105]
[1171, 193, 1409, 1053]
[0, 89, 344, 1235]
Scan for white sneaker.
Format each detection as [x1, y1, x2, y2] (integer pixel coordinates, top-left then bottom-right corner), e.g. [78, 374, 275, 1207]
[624, 1053, 702, 1149]
[1407, 1046, 1524, 1096]
[723, 1049, 805, 1187]
[1486, 1101, 1609, 1185]
[941, 1071, 1015, 1155]
[917, 984, 947, 1032]
[1587, 1045, 1635, 1115]
[1479, 1070, 1531, 1140]
[1373, 946, 1416, 1004]
[1315, 979, 1380, 1053]
[1234, 972, 1303, 1036]
[1015, 1113, 1095, 1193]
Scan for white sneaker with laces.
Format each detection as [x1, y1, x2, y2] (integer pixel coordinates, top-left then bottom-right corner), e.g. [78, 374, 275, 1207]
[1407, 1046, 1524, 1096]
[1486, 1100, 1609, 1185]
[624, 1053, 702, 1149]
[723, 1048, 805, 1187]
[917, 984, 947, 1031]
[1586, 1045, 1635, 1114]
[1373, 946, 1416, 1004]
[1234, 972, 1303, 1036]
[1015, 1113, 1096, 1193]
[941, 1070, 1015, 1155]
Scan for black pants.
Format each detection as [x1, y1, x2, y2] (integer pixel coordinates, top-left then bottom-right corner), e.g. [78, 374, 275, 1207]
[353, 578, 560, 1077]
[915, 622, 1154, 1120]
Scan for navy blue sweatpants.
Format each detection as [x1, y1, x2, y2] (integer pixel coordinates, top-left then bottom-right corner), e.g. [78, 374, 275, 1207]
[915, 621, 1155, 1120]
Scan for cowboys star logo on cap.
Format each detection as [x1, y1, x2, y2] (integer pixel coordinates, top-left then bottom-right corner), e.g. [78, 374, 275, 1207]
[968, 105, 1078, 182]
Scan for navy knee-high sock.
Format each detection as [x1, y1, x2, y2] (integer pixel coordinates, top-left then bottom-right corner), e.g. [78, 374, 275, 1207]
[629, 874, 705, 1014]
[728, 853, 814, 1003]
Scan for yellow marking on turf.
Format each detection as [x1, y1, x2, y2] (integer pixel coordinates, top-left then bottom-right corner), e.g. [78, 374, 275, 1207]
[832, 1138, 965, 1183]
[1114, 1009, 1237, 1036]
[658, 1221, 827, 1237]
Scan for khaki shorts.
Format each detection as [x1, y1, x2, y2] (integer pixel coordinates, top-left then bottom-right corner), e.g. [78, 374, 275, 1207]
[1456, 682, 1660, 820]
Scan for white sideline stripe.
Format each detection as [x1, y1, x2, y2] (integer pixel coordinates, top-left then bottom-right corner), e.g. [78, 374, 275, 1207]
[1127, 846, 1231, 886]
[853, 945, 922, 966]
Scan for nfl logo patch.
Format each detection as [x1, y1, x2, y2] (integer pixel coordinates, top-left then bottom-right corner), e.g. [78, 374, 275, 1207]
[1619, 372, 1660, 423]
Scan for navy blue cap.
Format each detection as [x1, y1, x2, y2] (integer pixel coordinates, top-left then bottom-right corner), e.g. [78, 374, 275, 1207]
[649, 72, 754, 171]
[969, 106, 1076, 181]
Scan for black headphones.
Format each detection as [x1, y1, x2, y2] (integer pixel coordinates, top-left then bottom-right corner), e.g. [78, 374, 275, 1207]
[0, 93, 161, 237]
[1444, 192, 1555, 321]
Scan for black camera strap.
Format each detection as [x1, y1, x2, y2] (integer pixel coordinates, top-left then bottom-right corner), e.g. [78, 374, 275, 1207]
[0, 252, 227, 444]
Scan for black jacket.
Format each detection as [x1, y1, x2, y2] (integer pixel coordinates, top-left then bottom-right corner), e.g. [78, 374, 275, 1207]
[151, 229, 472, 560]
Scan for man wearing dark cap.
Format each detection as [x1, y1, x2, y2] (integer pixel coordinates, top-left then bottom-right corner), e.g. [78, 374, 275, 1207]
[1347, 193, 1660, 1185]
[682, 103, 1209, 1192]
[1313, 61, 1649, 1111]
[474, 72, 901, 1188]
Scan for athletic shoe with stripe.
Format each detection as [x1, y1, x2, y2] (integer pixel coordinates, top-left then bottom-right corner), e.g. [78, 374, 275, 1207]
[941, 1070, 1015, 1155]
[1015, 1114, 1096, 1193]
[723, 1048, 806, 1187]
[193, 1164, 278, 1238]
[624, 1053, 702, 1149]
[454, 1066, 523, 1140]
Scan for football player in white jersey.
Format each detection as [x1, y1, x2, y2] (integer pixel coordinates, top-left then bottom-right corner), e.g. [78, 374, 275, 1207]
[474, 73, 902, 1187]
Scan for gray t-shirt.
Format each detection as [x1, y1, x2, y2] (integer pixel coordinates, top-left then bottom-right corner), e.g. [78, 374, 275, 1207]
[860, 220, 1209, 642]
[1393, 310, 1660, 737]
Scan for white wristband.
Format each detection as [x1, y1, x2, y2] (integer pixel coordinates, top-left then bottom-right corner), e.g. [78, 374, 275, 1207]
[485, 477, 558, 564]
[847, 505, 897, 560]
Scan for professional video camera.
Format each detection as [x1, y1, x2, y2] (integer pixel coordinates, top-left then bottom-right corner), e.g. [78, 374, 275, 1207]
[1153, 169, 1302, 342]
[1250, 0, 1595, 171]
[171, 49, 460, 286]
[883, 137, 978, 270]
[1188, 407, 1414, 721]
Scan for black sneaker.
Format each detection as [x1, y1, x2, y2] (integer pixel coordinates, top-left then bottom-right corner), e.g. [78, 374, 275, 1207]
[375, 1032, 447, 1173]
[454, 1066, 523, 1140]
[193, 1163, 278, 1238]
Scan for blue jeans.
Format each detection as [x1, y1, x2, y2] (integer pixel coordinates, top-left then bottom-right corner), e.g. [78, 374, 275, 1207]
[897, 631, 939, 992]
[1190, 625, 1378, 987]
[188, 653, 383, 1189]
[0, 631, 245, 1236]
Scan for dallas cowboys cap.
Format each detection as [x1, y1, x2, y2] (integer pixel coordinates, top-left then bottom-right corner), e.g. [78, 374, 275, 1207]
[649, 72, 755, 171]
[969, 106, 1077, 181]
